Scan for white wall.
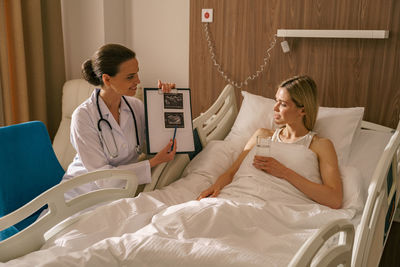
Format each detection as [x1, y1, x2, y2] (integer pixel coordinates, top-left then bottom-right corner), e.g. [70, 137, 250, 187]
[60, 0, 106, 80]
[61, 0, 189, 88]
[131, 0, 189, 88]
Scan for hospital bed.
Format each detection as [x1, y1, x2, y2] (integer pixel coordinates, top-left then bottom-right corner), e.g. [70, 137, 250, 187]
[0, 80, 399, 266]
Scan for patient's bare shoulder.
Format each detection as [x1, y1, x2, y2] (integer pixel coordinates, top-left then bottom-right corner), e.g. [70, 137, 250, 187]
[310, 135, 337, 155]
[254, 128, 274, 137]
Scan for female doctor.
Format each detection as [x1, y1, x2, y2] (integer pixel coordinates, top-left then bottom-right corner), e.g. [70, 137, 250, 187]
[62, 44, 177, 199]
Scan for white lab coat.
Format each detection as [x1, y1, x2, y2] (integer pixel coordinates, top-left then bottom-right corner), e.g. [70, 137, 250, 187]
[62, 89, 151, 200]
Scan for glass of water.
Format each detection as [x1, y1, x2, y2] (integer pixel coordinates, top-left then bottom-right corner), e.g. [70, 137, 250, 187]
[256, 136, 271, 157]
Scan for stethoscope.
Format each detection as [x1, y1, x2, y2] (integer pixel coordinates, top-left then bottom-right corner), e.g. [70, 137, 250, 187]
[96, 89, 142, 158]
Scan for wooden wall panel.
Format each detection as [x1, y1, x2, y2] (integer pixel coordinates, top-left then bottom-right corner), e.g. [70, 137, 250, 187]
[189, 0, 400, 128]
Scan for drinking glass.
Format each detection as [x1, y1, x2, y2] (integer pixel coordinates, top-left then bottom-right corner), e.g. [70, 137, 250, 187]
[256, 136, 271, 157]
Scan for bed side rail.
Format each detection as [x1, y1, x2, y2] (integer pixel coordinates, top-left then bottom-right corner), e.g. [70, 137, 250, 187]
[289, 219, 355, 267]
[352, 120, 400, 267]
[144, 84, 238, 191]
[0, 170, 138, 262]
[361, 120, 394, 133]
[193, 84, 238, 148]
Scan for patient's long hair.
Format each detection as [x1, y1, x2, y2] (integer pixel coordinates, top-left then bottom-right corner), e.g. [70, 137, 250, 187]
[82, 44, 136, 86]
[279, 75, 319, 131]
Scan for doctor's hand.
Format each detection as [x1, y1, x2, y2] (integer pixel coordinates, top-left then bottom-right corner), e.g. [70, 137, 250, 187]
[158, 80, 176, 93]
[149, 139, 177, 168]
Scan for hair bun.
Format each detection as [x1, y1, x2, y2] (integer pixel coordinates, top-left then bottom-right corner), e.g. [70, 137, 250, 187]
[81, 59, 101, 86]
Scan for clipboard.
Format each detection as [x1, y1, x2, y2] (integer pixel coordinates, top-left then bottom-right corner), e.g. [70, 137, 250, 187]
[144, 88, 195, 154]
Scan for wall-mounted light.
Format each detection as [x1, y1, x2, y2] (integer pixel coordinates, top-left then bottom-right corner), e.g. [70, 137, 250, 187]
[276, 29, 389, 39]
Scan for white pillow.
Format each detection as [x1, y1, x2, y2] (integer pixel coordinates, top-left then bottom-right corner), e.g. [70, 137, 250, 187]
[182, 140, 241, 183]
[225, 91, 364, 165]
[313, 106, 364, 165]
[340, 166, 365, 211]
[225, 91, 276, 147]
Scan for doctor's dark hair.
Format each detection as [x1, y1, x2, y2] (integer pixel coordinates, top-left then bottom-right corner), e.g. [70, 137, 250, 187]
[82, 44, 136, 86]
[279, 75, 319, 131]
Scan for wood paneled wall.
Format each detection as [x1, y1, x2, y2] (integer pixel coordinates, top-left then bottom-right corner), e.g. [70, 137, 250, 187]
[189, 0, 400, 128]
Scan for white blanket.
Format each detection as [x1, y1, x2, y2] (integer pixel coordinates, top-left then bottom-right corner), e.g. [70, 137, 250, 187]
[3, 141, 364, 267]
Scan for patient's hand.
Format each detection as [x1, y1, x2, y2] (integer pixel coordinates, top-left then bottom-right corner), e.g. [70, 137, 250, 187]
[196, 173, 233, 200]
[196, 184, 220, 200]
[253, 156, 290, 179]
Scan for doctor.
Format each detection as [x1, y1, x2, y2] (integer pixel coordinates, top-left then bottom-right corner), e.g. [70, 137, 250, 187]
[62, 43, 177, 199]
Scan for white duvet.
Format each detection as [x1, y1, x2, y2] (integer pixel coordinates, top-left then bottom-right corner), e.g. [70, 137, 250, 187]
[3, 140, 364, 267]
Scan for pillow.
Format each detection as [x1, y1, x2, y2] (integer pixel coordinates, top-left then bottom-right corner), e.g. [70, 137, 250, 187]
[182, 140, 241, 183]
[313, 106, 364, 165]
[225, 91, 276, 148]
[340, 166, 365, 211]
[225, 91, 364, 165]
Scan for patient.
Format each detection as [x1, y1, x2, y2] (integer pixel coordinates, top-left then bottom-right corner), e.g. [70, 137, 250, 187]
[197, 75, 343, 209]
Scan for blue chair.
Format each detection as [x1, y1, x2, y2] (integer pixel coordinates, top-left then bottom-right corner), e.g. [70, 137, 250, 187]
[0, 121, 65, 240]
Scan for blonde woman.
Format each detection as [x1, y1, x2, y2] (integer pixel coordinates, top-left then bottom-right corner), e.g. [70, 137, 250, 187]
[198, 75, 343, 209]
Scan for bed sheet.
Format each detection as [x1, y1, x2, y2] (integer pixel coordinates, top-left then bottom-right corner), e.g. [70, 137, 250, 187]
[2, 139, 368, 267]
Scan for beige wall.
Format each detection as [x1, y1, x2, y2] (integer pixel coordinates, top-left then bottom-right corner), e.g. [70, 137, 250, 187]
[131, 0, 189, 88]
[61, 0, 118, 80]
[61, 0, 189, 88]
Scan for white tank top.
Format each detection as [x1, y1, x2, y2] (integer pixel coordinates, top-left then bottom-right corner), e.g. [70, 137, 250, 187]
[272, 128, 316, 148]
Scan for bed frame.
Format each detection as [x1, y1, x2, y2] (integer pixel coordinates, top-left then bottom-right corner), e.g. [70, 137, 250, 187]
[1, 84, 399, 267]
[0, 170, 138, 261]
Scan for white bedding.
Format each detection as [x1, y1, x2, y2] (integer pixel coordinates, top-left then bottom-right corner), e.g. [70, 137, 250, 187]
[3, 137, 372, 267]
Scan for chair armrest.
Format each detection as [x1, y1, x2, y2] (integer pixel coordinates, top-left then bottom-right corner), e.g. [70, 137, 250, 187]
[142, 154, 191, 192]
[0, 169, 138, 262]
[288, 218, 355, 267]
[154, 154, 190, 189]
[143, 162, 167, 192]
